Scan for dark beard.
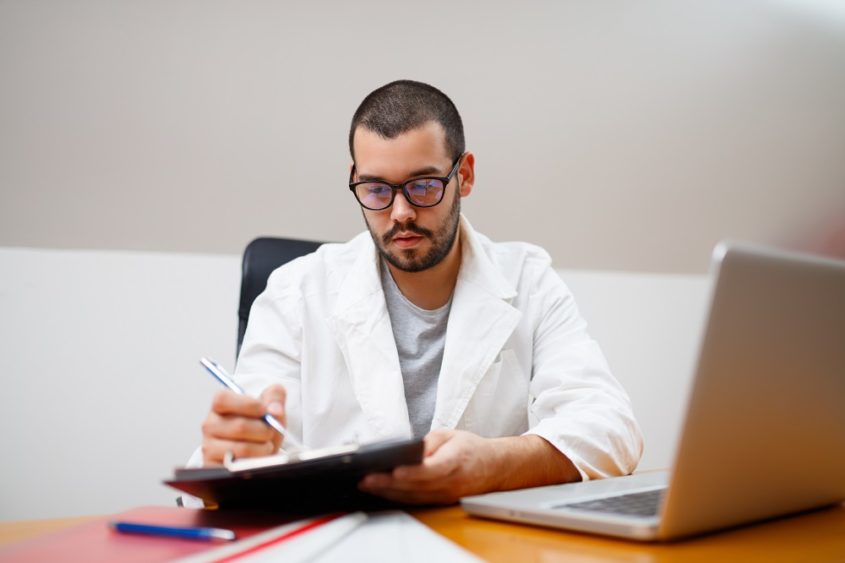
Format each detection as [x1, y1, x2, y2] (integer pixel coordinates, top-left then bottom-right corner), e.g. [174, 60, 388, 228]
[366, 191, 461, 273]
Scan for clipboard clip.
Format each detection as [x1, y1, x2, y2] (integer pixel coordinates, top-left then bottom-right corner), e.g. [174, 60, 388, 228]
[223, 442, 361, 473]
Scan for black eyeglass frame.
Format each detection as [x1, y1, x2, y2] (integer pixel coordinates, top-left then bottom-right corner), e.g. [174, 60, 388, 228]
[348, 154, 464, 211]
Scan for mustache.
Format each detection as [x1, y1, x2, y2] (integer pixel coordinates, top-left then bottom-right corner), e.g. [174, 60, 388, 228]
[382, 222, 434, 245]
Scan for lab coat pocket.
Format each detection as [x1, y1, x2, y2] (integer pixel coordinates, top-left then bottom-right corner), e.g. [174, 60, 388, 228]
[461, 349, 529, 437]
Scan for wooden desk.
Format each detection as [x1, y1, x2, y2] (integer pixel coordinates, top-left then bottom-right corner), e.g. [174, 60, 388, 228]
[416, 504, 845, 562]
[0, 515, 97, 547]
[3, 504, 845, 562]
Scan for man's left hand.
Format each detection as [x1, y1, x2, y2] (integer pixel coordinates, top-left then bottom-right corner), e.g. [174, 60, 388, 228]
[358, 429, 501, 504]
[359, 428, 582, 504]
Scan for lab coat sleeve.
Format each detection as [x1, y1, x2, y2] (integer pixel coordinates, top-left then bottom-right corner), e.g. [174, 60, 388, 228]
[523, 266, 644, 480]
[232, 267, 305, 445]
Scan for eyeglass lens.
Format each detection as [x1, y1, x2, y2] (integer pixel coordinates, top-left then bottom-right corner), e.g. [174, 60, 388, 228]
[356, 178, 445, 210]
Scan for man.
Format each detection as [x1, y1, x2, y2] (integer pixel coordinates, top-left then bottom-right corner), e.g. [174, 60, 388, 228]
[199, 80, 643, 504]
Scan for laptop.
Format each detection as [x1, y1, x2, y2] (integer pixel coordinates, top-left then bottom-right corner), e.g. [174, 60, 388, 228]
[462, 242, 845, 541]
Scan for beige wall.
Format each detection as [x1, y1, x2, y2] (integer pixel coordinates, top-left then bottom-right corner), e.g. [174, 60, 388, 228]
[1, 0, 844, 273]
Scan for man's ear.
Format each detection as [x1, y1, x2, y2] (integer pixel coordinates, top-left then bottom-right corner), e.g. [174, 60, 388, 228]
[458, 152, 475, 197]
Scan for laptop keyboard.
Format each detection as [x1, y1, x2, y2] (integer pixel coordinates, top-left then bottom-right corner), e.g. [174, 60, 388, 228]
[554, 488, 666, 518]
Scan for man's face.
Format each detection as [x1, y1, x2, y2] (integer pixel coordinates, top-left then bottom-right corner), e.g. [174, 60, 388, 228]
[352, 121, 464, 273]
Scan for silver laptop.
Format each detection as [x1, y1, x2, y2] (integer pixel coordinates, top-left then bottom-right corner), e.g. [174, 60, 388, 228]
[462, 242, 845, 541]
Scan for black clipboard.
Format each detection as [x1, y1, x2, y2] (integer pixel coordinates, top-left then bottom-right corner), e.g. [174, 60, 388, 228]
[164, 438, 424, 511]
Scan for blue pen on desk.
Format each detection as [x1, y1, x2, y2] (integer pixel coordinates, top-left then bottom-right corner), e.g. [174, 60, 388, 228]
[199, 357, 303, 450]
[110, 521, 236, 541]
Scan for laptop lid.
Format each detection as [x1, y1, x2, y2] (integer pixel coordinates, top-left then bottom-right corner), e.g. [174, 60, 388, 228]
[657, 242, 845, 539]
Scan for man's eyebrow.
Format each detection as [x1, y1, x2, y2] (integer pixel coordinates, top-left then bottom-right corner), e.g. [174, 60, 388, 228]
[407, 165, 444, 177]
[356, 165, 446, 183]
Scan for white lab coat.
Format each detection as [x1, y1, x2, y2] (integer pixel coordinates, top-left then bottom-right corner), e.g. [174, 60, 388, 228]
[190, 216, 643, 480]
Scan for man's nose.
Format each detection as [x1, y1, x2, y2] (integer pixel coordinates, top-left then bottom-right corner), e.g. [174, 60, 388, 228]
[390, 189, 417, 224]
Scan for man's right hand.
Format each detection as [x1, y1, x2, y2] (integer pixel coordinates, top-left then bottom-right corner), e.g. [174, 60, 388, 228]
[201, 384, 288, 465]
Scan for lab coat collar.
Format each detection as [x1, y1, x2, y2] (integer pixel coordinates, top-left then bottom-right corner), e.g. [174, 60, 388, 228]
[328, 231, 412, 439]
[431, 215, 522, 429]
[328, 216, 521, 438]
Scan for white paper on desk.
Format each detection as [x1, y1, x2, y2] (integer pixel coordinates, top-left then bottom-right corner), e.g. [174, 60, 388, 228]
[314, 511, 482, 563]
[235, 513, 366, 563]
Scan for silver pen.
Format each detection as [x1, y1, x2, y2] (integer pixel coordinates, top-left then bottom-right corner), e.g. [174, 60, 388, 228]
[199, 357, 303, 451]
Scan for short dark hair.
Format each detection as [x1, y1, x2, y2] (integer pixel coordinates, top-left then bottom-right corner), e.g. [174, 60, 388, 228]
[349, 80, 465, 162]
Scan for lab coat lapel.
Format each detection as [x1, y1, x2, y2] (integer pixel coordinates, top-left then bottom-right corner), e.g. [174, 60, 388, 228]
[328, 238, 412, 439]
[432, 217, 522, 430]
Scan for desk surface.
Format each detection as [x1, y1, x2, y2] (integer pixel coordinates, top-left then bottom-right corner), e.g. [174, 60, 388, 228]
[3, 504, 845, 562]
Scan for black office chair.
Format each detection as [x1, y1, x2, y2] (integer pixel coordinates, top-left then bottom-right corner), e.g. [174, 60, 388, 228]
[237, 237, 324, 358]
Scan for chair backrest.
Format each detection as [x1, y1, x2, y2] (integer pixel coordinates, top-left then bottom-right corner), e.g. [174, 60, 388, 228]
[237, 237, 323, 358]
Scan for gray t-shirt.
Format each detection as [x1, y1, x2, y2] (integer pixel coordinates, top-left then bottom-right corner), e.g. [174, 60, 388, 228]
[380, 261, 452, 438]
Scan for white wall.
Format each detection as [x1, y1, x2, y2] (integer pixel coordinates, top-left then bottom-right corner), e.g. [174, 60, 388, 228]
[562, 271, 710, 473]
[0, 247, 709, 521]
[1, 0, 844, 273]
[0, 248, 239, 520]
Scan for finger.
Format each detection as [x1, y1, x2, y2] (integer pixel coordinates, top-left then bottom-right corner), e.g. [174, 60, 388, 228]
[260, 384, 287, 405]
[260, 385, 288, 434]
[392, 457, 457, 483]
[202, 437, 276, 464]
[393, 441, 460, 482]
[358, 481, 456, 505]
[264, 417, 283, 451]
[211, 390, 266, 418]
[422, 429, 453, 457]
[360, 470, 453, 492]
[204, 412, 276, 443]
[259, 386, 289, 449]
[359, 472, 391, 488]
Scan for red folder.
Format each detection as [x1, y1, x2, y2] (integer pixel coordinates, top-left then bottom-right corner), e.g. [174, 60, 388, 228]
[0, 506, 300, 562]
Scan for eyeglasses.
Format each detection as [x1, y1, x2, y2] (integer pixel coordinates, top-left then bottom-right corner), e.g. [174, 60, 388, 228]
[349, 155, 463, 211]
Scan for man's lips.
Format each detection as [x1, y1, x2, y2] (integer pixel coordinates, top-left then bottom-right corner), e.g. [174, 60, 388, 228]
[392, 233, 425, 248]
[382, 223, 433, 247]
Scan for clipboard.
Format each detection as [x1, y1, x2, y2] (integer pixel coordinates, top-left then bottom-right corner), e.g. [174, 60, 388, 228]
[164, 438, 424, 512]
